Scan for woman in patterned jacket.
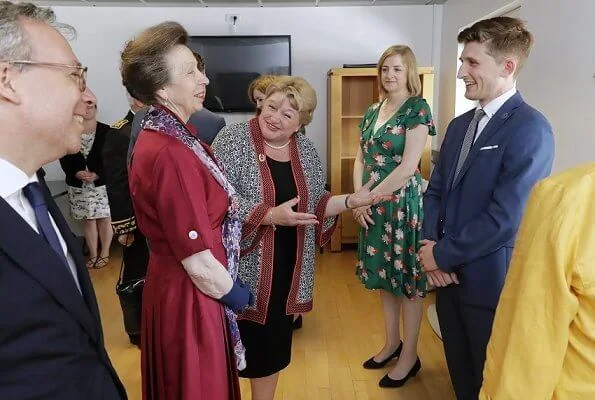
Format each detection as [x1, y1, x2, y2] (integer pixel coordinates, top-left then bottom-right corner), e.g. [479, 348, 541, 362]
[212, 76, 389, 400]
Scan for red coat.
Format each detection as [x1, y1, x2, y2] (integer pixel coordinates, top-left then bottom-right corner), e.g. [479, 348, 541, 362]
[129, 128, 240, 400]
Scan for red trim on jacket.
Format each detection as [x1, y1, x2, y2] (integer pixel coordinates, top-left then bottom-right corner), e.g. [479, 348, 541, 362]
[238, 118, 312, 324]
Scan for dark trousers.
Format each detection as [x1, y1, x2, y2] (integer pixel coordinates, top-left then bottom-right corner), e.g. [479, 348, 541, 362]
[122, 229, 149, 282]
[436, 285, 496, 400]
[118, 229, 149, 338]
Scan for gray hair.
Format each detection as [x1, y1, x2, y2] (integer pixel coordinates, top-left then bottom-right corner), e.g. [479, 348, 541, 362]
[0, 1, 75, 68]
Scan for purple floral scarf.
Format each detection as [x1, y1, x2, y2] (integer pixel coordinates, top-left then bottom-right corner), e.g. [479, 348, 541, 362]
[142, 105, 246, 370]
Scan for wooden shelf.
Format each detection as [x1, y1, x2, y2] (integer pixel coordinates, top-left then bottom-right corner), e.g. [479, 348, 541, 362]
[327, 66, 435, 252]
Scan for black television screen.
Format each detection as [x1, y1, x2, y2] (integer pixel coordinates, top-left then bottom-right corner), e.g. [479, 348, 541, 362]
[188, 35, 291, 113]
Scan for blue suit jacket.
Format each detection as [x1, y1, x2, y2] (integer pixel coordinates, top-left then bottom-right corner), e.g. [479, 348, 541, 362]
[0, 172, 126, 400]
[423, 92, 554, 308]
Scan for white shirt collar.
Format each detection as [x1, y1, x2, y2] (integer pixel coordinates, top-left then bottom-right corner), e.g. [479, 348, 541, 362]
[0, 158, 38, 199]
[480, 86, 517, 118]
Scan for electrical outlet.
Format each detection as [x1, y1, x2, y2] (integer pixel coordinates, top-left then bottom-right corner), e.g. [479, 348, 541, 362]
[225, 14, 240, 24]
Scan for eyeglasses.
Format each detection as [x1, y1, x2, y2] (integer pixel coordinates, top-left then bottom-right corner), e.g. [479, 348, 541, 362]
[5, 60, 88, 92]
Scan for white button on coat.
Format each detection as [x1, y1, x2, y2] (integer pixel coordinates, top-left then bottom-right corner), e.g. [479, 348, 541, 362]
[188, 230, 199, 240]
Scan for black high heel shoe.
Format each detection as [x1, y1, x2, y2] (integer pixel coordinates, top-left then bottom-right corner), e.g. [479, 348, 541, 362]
[378, 357, 421, 388]
[362, 341, 403, 369]
[292, 314, 303, 330]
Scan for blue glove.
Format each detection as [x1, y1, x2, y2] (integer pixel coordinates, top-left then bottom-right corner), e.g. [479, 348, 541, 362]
[220, 278, 254, 313]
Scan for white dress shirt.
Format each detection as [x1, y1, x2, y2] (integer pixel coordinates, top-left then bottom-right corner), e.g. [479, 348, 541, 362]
[0, 158, 81, 292]
[474, 86, 517, 143]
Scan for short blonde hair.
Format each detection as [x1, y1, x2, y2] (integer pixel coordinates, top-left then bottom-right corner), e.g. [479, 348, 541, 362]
[265, 76, 317, 126]
[247, 75, 278, 104]
[377, 45, 421, 98]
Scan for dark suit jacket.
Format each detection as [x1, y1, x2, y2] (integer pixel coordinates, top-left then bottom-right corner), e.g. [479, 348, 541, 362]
[187, 108, 226, 145]
[423, 92, 554, 309]
[59, 122, 110, 187]
[128, 107, 226, 164]
[0, 172, 126, 400]
[103, 111, 137, 235]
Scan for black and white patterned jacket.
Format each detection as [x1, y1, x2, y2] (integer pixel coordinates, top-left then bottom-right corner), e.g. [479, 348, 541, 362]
[213, 119, 337, 324]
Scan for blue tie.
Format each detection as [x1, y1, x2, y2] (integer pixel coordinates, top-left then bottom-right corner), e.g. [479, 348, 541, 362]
[23, 182, 69, 266]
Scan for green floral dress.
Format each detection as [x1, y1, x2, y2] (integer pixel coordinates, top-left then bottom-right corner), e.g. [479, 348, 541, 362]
[355, 96, 436, 298]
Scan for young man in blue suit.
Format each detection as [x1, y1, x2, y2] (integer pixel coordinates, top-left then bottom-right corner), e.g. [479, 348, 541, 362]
[0, 2, 126, 399]
[420, 17, 555, 400]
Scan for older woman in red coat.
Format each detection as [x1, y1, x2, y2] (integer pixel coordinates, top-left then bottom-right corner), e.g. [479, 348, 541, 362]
[121, 22, 251, 400]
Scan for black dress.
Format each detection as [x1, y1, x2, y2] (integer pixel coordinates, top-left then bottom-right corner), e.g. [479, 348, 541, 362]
[238, 157, 298, 378]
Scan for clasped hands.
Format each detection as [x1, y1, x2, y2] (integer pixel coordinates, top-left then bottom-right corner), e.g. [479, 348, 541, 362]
[75, 170, 99, 183]
[419, 239, 459, 288]
[352, 180, 395, 229]
[117, 233, 135, 247]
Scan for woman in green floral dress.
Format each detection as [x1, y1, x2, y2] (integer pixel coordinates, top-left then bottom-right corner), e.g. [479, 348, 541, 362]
[353, 45, 436, 388]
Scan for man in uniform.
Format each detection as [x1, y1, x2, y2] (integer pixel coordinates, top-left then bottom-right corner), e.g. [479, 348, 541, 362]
[103, 93, 149, 348]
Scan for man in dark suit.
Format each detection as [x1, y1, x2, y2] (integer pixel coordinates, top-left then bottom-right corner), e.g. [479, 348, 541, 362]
[127, 51, 226, 162]
[187, 107, 227, 145]
[420, 17, 554, 400]
[0, 2, 126, 399]
[103, 94, 149, 348]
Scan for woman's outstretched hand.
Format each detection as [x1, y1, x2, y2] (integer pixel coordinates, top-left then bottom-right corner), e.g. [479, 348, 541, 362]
[270, 196, 318, 227]
[348, 179, 393, 209]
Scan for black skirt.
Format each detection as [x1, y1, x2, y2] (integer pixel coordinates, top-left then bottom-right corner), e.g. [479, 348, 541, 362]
[238, 157, 298, 378]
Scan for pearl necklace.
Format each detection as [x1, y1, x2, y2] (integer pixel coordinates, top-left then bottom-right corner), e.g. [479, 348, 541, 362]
[264, 140, 290, 150]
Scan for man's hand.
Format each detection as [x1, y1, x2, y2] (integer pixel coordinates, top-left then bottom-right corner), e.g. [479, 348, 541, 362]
[419, 239, 438, 272]
[427, 270, 459, 287]
[420, 239, 460, 288]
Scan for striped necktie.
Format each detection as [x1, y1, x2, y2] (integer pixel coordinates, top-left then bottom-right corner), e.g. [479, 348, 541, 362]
[452, 108, 485, 185]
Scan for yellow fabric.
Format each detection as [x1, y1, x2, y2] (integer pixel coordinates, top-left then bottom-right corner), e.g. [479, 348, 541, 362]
[480, 163, 595, 400]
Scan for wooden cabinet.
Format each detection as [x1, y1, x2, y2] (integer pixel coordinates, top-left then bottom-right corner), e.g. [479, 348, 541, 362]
[327, 67, 435, 252]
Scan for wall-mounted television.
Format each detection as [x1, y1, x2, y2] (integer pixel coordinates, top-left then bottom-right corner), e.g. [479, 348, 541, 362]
[188, 35, 291, 113]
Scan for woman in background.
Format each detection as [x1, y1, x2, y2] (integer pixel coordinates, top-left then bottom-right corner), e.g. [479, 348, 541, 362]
[353, 45, 436, 388]
[122, 21, 250, 400]
[59, 89, 112, 269]
[248, 74, 278, 114]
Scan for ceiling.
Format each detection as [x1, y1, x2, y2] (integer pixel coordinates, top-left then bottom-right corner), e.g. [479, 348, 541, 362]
[36, 0, 447, 7]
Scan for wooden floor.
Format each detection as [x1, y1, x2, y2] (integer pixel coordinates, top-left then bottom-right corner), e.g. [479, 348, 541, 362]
[91, 246, 456, 400]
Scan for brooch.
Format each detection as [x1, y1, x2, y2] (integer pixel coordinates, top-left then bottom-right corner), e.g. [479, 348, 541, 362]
[258, 153, 266, 162]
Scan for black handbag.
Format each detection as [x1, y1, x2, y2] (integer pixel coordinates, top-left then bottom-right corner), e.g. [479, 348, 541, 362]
[115, 247, 144, 337]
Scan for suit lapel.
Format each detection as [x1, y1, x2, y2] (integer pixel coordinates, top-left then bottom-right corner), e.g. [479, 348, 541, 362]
[0, 195, 99, 344]
[450, 93, 524, 190]
[42, 183, 103, 328]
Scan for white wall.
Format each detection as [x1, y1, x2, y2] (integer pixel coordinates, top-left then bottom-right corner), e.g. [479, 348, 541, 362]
[517, 0, 595, 172]
[44, 5, 440, 180]
[438, 0, 595, 173]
